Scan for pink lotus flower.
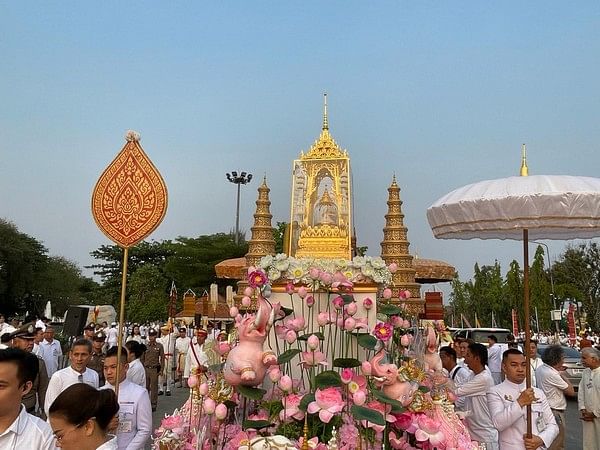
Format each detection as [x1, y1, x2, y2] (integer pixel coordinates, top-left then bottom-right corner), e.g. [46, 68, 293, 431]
[306, 295, 315, 307]
[280, 393, 305, 422]
[160, 414, 184, 433]
[332, 273, 353, 291]
[319, 271, 333, 285]
[203, 398, 216, 414]
[199, 383, 209, 396]
[373, 322, 393, 341]
[285, 282, 295, 294]
[388, 263, 399, 273]
[241, 296, 252, 307]
[307, 387, 343, 423]
[309, 268, 320, 280]
[361, 400, 395, 432]
[399, 289, 412, 300]
[278, 375, 293, 392]
[393, 413, 414, 431]
[307, 334, 320, 350]
[269, 367, 281, 383]
[229, 306, 239, 318]
[344, 317, 356, 331]
[414, 416, 445, 446]
[354, 317, 369, 330]
[363, 297, 374, 310]
[400, 334, 412, 347]
[248, 270, 268, 288]
[382, 288, 393, 299]
[285, 317, 306, 332]
[300, 351, 327, 368]
[216, 342, 231, 355]
[389, 431, 418, 450]
[215, 403, 228, 420]
[353, 390, 366, 405]
[285, 330, 297, 344]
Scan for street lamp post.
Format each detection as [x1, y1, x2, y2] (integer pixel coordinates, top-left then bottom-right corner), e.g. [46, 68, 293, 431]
[226, 171, 252, 244]
[531, 241, 560, 334]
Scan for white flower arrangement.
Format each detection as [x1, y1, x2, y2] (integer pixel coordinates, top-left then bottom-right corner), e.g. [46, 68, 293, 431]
[258, 254, 392, 287]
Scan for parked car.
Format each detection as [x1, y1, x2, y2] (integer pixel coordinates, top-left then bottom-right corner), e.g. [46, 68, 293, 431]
[537, 344, 583, 391]
[452, 327, 512, 346]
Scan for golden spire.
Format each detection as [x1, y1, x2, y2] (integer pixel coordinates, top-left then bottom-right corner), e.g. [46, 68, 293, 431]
[322, 92, 328, 130]
[520, 143, 529, 177]
[245, 177, 275, 267]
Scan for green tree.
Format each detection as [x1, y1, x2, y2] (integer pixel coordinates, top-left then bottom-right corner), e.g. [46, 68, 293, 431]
[127, 265, 170, 323]
[504, 260, 523, 328]
[529, 246, 552, 331]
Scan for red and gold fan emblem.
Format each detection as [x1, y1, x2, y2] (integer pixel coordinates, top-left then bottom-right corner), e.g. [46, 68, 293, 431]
[92, 131, 168, 248]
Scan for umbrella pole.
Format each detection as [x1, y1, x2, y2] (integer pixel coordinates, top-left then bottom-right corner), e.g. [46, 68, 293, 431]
[523, 229, 532, 437]
[115, 247, 129, 395]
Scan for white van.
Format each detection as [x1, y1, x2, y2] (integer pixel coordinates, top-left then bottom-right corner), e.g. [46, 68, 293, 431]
[452, 327, 511, 346]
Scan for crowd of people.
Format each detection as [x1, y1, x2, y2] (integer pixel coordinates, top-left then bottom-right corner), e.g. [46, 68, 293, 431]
[443, 334, 600, 450]
[0, 317, 218, 449]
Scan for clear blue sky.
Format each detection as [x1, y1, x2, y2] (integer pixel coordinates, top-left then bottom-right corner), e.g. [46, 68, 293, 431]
[1, 2, 600, 297]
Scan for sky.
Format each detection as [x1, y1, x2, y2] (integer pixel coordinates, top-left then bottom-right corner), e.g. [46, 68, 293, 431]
[2, 2, 600, 301]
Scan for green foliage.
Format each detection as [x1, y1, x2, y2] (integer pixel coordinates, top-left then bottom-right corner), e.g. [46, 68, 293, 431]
[314, 370, 342, 388]
[350, 405, 385, 426]
[127, 265, 170, 323]
[236, 385, 267, 400]
[273, 222, 287, 254]
[277, 349, 301, 364]
[333, 357, 361, 368]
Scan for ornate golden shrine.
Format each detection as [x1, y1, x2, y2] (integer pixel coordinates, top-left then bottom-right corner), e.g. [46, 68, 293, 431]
[288, 94, 352, 259]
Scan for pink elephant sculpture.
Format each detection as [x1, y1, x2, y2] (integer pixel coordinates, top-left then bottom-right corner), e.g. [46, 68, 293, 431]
[369, 350, 418, 406]
[224, 296, 279, 387]
[423, 325, 443, 373]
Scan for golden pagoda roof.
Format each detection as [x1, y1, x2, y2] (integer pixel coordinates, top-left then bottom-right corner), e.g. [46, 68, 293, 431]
[300, 94, 348, 161]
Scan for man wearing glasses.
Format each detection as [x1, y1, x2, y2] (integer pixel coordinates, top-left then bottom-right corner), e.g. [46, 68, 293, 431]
[0, 348, 55, 448]
[44, 338, 99, 417]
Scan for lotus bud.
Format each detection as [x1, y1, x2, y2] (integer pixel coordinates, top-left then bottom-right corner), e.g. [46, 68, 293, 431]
[353, 390, 366, 406]
[341, 368, 354, 384]
[297, 286, 308, 298]
[309, 268, 320, 280]
[306, 295, 315, 307]
[345, 302, 357, 316]
[361, 361, 372, 376]
[241, 296, 252, 307]
[285, 330, 297, 344]
[229, 306, 239, 318]
[187, 374, 198, 388]
[244, 286, 254, 297]
[403, 319, 411, 329]
[285, 282, 295, 294]
[307, 334, 320, 350]
[317, 312, 330, 327]
[400, 334, 411, 347]
[382, 288, 393, 299]
[388, 263, 398, 273]
[203, 398, 216, 415]
[332, 296, 344, 310]
[362, 297, 374, 310]
[247, 266, 256, 275]
[279, 375, 293, 392]
[199, 382, 209, 396]
[269, 367, 282, 383]
[344, 317, 356, 332]
[320, 271, 333, 285]
[215, 403, 228, 420]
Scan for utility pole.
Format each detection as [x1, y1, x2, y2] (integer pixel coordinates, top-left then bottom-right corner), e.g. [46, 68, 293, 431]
[226, 171, 252, 244]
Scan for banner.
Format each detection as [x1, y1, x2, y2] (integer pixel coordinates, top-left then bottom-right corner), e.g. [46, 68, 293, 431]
[567, 303, 577, 345]
[512, 309, 519, 337]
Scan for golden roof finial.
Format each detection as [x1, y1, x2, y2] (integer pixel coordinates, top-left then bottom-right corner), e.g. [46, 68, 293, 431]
[520, 143, 529, 177]
[322, 92, 329, 131]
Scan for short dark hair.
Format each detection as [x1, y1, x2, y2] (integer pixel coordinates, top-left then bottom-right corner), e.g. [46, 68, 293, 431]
[105, 346, 128, 363]
[124, 341, 145, 359]
[541, 345, 564, 367]
[49, 383, 119, 431]
[0, 348, 39, 385]
[488, 335, 498, 343]
[502, 348, 524, 361]
[71, 338, 92, 352]
[439, 346, 457, 361]
[468, 343, 488, 367]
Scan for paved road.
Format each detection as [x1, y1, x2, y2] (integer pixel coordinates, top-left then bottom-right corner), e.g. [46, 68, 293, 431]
[565, 397, 582, 449]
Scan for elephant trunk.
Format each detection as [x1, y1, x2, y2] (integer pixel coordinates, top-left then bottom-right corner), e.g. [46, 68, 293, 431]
[369, 349, 387, 378]
[253, 295, 271, 333]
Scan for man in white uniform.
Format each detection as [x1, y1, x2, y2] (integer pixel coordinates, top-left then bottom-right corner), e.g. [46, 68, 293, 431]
[487, 349, 558, 450]
[535, 345, 575, 450]
[0, 348, 54, 449]
[175, 327, 191, 387]
[455, 343, 498, 449]
[528, 340, 544, 388]
[440, 346, 472, 411]
[158, 325, 177, 396]
[44, 338, 99, 416]
[184, 328, 209, 383]
[102, 346, 152, 449]
[38, 326, 62, 377]
[106, 322, 119, 348]
[487, 334, 506, 385]
[578, 347, 600, 450]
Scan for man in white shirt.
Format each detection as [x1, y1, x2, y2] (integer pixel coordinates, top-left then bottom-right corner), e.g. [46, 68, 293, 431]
[528, 340, 544, 388]
[35, 316, 47, 332]
[487, 348, 558, 450]
[455, 343, 498, 448]
[107, 323, 119, 348]
[157, 325, 177, 396]
[184, 328, 209, 382]
[579, 347, 600, 449]
[536, 345, 576, 450]
[174, 327, 191, 388]
[125, 341, 147, 388]
[440, 346, 472, 411]
[44, 338, 99, 416]
[38, 326, 62, 377]
[487, 334, 507, 385]
[102, 346, 152, 449]
[0, 348, 55, 449]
